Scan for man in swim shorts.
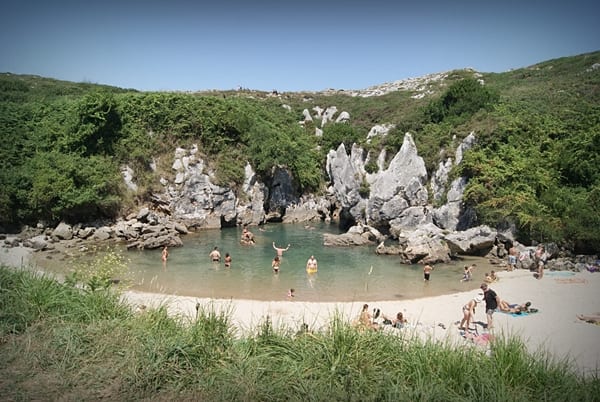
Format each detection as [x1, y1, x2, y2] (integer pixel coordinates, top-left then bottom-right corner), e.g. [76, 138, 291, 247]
[481, 283, 500, 330]
[209, 246, 221, 262]
[306, 255, 318, 273]
[423, 264, 433, 281]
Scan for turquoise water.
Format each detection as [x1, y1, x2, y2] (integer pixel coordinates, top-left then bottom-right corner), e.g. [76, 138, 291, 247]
[120, 223, 483, 302]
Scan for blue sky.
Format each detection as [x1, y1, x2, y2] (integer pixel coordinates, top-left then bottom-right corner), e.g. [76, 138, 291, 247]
[1, 0, 599, 92]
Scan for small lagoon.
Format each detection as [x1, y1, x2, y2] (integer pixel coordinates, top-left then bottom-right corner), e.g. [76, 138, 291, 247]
[119, 223, 485, 302]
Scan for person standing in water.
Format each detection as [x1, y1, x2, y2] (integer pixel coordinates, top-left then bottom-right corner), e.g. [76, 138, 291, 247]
[224, 253, 232, 268]
[272, 242, 290, 258]
[423, 263, 433, 281]
[161, 246, 169, 262]
[306, 255, 318, 273]
[209, 246, 221, 262]
[272, 256, 281, 273]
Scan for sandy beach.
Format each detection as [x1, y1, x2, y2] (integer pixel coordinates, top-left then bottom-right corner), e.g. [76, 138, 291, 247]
[2, 242, 599, 376]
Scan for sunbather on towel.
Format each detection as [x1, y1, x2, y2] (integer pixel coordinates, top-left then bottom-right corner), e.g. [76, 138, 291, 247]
[577, 313, 600, 324]
[499, 300, 533, 314]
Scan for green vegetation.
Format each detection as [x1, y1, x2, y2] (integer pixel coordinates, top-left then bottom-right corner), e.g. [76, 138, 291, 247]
[1, 266, 598, 400]
[1, 51, 600, 252]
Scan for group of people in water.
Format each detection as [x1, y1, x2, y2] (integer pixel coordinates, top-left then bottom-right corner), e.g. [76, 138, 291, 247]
[199, 226, 320, 281]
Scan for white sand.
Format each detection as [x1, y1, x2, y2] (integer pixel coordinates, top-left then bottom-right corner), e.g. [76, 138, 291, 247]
[2, 243, 599, 376]
[0, 240, 33, 268]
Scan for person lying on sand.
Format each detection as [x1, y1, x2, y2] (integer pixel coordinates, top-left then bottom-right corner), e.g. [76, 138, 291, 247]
[499, 300, 536, 314]
[577, 313, 600, 324]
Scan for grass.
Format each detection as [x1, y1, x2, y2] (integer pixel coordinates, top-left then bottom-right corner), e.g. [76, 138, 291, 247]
[1, 266, 599, 401]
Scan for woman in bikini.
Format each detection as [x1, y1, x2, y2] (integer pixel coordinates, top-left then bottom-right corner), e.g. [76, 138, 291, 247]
[272, 256, 281, 273]
[459, 293, 483, 331]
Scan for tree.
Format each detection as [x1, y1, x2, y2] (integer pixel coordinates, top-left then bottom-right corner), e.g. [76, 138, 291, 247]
[62, 91, 122, 156]
[424, 78, 499, 124]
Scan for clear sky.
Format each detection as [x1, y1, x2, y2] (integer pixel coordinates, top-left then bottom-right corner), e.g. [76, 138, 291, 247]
[1, 0, 599, 92]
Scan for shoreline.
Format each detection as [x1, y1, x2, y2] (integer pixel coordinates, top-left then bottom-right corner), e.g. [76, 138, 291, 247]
[2, 242, 599, 376]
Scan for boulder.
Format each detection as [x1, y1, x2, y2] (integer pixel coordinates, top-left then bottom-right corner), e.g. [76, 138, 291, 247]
[91, 227, 112, 241]
[444, 225, 496, 255]
[52, 222, 73, 240]
[395, 223, 451, 263]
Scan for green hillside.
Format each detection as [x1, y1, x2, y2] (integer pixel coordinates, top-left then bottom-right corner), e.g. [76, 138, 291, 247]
[1, 50, 599, 252]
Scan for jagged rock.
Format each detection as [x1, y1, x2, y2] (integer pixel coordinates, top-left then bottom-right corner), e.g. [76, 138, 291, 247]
[335, 111, 350, 123]
[121, 165, 138, 192]
[321, 106, 338, 127]
[173, 222, 189, 234]
[389, 206, 433, 234]
[323, 224, 384, 247]
[365, 133, 428, 226]
[237, 163, 267, 226]
[444, 225, 496, 255]
[168, 151, 237, 227]
[326, 143, 363, 210]
[323, 232, 374, 246]
[302, 109, 313, 122]
[395, 223, 451, 263]
[283, 196, 330, 223]
[136, 208, 150, 221]
[432, 133, 476, 231]
[138, 234, 183, 250]
[266, 166, 299, 221]
[375, 242, 403, 255]
[366, 123, 394, 143]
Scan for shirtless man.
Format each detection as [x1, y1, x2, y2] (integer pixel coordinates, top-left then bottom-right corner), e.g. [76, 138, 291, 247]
[423, 264, 433, 281]
[241, 227, 255, 244]
[209, 246, 221, 262]
[306, 255, 318, 273]
[272, 242, 290, 257]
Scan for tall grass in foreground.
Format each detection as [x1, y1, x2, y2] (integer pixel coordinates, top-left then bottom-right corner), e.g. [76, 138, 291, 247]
[0, 266, 598, 401]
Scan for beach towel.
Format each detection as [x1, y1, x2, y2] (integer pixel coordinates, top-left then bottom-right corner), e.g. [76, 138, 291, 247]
[497, 308, 539, 317]
[545, 271, 575, 277]
[462, 331, 493, 346]
[555, 278, 588, 284]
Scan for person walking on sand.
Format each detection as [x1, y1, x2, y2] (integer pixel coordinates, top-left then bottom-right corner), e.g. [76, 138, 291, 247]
[480, 283, 501, 330]
[459, 292, 483, 331]
[272, 242, 290, 258]
[209, 246, 221, 262]
[423, 263, 433, 281]
[507, 244, 518, 271]
[306, 255, 318, 273]
[534, 244, 547, 279]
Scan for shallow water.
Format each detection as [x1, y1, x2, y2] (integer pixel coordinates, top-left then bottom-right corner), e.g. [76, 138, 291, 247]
[40, 222, 486, 302]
